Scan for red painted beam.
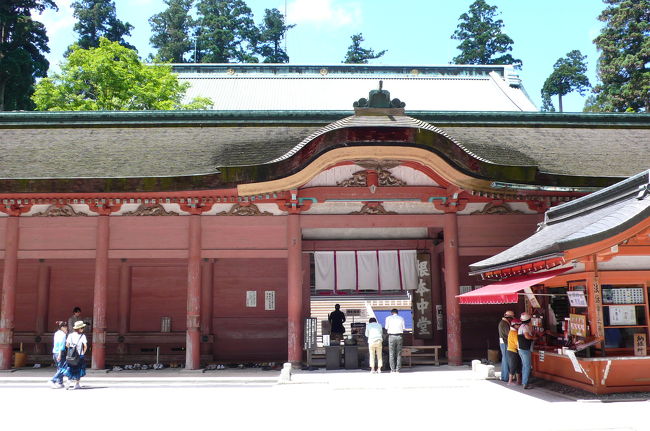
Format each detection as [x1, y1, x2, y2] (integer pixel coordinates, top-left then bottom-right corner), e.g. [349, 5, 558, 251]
[302, 239, 434, 251]
[0, 217, 19, 369]
[299, 186, 448, 202]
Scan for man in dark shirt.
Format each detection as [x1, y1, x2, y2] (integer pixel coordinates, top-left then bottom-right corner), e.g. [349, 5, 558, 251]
[498, 310, 515, 382]
[328, 304, 346, 343]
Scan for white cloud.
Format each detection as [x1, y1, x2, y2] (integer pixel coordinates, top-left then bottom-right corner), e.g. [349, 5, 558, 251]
[287, 0, 361, 27]
[37, 0, 76, 39]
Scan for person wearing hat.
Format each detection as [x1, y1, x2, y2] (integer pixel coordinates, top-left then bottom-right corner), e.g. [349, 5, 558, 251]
[506, 318, 522, 385]
[49, 321, 68, 388]
[518, 312, 542, 389]
[498, 310, 515, 382]
[64, 320, 88, 390]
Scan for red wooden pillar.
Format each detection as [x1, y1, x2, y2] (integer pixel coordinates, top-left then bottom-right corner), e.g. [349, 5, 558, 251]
[117, 259, 130, 355]
[200, 259, 213, 356]
[287, 213, 303, 365]
[443, 212, 462, 366]
[186, 215, 202, 370]
[0, 217, 19, 369]
[35, 261, 50, 354]
[429, 249, 444, 347]
[92, 215, 109, 370]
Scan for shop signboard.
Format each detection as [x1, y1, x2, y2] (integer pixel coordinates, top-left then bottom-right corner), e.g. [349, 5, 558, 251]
[304, 317, 317, 349]
[413, 253, 434, 339]
[634, 333, 647, 356]
[569, 314, 587, 337]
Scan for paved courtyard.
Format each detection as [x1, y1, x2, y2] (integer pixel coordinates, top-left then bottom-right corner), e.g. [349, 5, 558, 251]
[1, 366, 648, 430]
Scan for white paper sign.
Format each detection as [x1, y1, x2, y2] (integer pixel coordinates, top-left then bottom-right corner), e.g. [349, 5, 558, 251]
[246, 291, 257, 307]
[566, 349, 582, 373]
[567, 291, 588, 307]
[609, 305, 636, 325]
[264, 291, 275, 310]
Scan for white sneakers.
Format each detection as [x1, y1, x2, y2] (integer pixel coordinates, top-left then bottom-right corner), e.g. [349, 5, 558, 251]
[66, 380, 80, 390]
[49, 381, 63, 389]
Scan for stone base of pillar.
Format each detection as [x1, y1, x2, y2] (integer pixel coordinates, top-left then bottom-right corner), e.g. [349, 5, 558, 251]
[0, 344, 13, 370]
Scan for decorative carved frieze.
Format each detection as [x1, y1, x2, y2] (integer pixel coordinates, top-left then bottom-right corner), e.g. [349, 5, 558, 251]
[337, 168, 406, 187]
[470, 202, 523, 215]
[32, 204, 88, 217]
[216, 203, 272, 216]
[121, 204, 179, 216]
[349, 203, 397, 215]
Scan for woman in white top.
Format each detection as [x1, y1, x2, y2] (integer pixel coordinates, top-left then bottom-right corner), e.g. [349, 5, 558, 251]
[49, 321, 68, 388]
[64, 321, 88, 390]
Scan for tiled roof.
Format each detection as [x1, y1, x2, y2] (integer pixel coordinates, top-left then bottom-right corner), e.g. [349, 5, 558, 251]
[175, 64, 536, 112]
[470, 171, 650, 274]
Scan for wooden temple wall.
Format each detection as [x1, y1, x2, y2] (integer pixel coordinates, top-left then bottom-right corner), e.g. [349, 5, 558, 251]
[0, 210, 544, 363]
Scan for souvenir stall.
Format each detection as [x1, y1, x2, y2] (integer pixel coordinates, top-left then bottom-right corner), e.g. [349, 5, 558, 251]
[465, 170, 650, 394]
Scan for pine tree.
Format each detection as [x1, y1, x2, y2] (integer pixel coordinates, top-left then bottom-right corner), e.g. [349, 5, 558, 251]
[195, 0, 259, 63]
[343, 33, 386, 64]
[149, 0, 195, 63]
[256, 8, 294, 63]
[451, 0, 521, 67]
[541, 50, 591, 112]
[71, 0, 135, 51]
[0, 0, 56, 111]
[592, 0, 650, 112]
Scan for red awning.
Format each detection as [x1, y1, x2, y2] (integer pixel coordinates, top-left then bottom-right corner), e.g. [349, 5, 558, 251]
[457, 267, 570, 305]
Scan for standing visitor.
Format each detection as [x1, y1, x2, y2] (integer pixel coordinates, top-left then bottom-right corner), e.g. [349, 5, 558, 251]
[65, 321, 88, 390]
[498, 310, 514, 382]
[365, 317, 384, 373]
[67, 307, 82, 333]
[385, 309, 406, 373]
[328, 304, 346, 343]
[49, 321, 68, 388]
[507, 318, 521, 385]
[518, 312, 541, 389]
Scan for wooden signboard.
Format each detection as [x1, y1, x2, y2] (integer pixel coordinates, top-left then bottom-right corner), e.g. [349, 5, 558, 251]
[634, 333, 647, 356]
[569, 313, 587, 337]
[412, 253, 434, 339]
[304, 317, 317, 350]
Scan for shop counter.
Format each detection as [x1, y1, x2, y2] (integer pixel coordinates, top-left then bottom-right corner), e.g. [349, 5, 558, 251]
[533, 350, 650, 394]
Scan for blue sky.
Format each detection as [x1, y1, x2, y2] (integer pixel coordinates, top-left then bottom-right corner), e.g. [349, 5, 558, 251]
[36, 0, 606, 112]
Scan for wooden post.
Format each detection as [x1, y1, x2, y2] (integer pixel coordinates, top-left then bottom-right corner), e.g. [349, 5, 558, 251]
[0, 217, 19, 369]
[287, 213, 303, 365]
[443, 212, 462, 366]
[186, 215, 202, 370]
[92, 215, 109, 370]
[35, 261, 50, 354]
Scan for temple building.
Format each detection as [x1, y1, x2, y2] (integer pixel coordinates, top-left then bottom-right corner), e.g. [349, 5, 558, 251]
[0, 64, 648, 370]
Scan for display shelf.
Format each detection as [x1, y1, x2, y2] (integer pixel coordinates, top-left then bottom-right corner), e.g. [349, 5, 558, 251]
[603, 304, 646, 307]
[604, 325, 648, 329]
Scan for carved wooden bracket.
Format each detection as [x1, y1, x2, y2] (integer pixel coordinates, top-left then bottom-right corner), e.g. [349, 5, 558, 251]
[432, 186, 468, 213]
[216, 203, 272, 216]
[87, 202, 122, 215]
[121, 203, 179, 216]
[470, 202, 524, 215]
[0, 203, 33, 216]
[349, 202, 397, 215]
[178, 202, 214, 215]
[32, 204, 89, 217]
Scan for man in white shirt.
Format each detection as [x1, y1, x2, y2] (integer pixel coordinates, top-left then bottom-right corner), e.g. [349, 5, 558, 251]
[365, 317, 384, 373]
[384, 309, 406, 373]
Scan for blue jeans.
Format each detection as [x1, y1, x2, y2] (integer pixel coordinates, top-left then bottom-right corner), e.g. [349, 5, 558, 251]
[51, 352, 66, 384]
[499, 343, 509, 381]
[388, 335, 403, 371]
[518, 349, 532, 386]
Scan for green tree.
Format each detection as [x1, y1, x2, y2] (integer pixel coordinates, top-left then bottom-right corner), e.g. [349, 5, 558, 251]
[592, 0, 650, 112]
[149, 0, 195, 63]
[343, 33, 386, 64]
[541, 50, 591, 112]
[195, 0, 259, 63]
[451, 0, 521, 67]
[32, 38, 212, 111]
[256, 8, 294, 63]
[71, 0, 135, 51]
[0, 0, 56, 111]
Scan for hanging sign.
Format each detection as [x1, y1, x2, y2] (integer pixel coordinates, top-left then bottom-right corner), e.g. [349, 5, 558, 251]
[264, 291, 276, 310]
[569, 313, 587, 337]
[634, 333, 647, 356]
[246, 291, 257, 307]
[567, 291, 588, 307]
[412, 253, 434, 339]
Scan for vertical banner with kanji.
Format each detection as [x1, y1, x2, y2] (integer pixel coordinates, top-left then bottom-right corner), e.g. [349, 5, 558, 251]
[412, 252, 434, 339]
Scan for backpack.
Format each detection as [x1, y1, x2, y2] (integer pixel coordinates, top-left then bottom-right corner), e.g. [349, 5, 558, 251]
[66, 336, 82, 366]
